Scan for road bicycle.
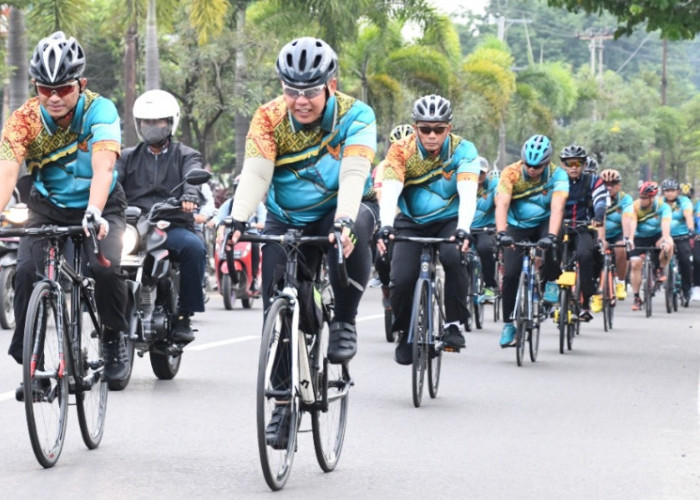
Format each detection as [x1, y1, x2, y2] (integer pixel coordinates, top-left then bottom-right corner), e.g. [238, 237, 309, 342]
[635, 246, 663, 318]
[665, 236, 689, 313]
[0, 219, 108, 468]
[468, 227, 495, 330]
[232, 227, 350, 491]
[600, 242, 628, 331]
[390, 235, 455, 407]
[508, 241, 545, 366]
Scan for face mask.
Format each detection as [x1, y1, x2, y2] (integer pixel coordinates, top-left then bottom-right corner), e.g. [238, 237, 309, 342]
[140, 124, 171, 145]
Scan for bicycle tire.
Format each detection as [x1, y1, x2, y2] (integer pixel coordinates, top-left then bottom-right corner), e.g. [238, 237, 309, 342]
[428, 279, 443, 399]
[529, 313, 540, 362]
[664, 264, 673, 314]
[75, 301, 108, 450]
[0, 265, 16, 329]
[257, 297, 299, 491]
[463, 267, 473, 333]
[558, 288, 568, 354]
[602, 269, 613, 331]
[473, 268, 484, 330]
[384, 306, 395, 343]
[644, 258, 653, 318]
[410, 280, 429, 407]
[312, 280, 349, 473]
[515, 273, 527, 367]
[23, 281, 69, 469]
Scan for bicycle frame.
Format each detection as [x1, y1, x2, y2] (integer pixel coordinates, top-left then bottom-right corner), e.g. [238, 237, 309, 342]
[512, 244, 541, 327]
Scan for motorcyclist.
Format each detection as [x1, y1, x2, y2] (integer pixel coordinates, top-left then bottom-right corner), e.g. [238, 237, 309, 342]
[116, 89, 207, 343]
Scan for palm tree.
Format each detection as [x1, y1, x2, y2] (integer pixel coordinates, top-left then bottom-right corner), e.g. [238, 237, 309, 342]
[3, 6, 28, 126]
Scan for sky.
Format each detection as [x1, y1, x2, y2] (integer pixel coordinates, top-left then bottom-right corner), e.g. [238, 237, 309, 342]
[428, 0, 489, 17]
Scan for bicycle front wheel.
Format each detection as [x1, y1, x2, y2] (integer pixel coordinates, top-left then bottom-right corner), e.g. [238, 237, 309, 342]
[664, 264, 674, 314]
[473, 269, 484, 330]
[23, 281, 69, 469]
[515, 273, 527, 367]
[410, 280, 429, 407]
[644, 259, 653, 318]
[75, 304, 108, 449]
[257, 297, 299, 491]
[558, 288, 569, 354]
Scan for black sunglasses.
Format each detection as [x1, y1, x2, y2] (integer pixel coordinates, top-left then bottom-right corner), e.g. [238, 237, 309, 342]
[524, 162, 547, 170]
[417, 125, 449, 135]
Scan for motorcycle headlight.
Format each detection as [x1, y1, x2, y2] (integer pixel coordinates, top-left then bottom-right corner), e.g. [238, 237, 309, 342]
[4, 204, 28, 225]
[122, 225, 139, 256]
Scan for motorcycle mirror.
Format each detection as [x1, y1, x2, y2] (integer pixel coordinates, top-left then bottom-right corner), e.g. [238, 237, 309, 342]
[168, 168, 212, 194]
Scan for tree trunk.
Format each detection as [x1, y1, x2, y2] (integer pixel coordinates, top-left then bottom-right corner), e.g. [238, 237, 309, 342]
[145, 0, 160, 90]
[123, 16, 138, 146]
[4, 7, 28, 126]
[233, 0, 248, 175]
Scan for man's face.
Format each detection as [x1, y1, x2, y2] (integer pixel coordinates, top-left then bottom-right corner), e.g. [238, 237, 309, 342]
[640, 195, 653, 208]
[563, 158, 585, 180]
[282, 78, 336, 125]
[605, 181, 621, 196]
[663, 189, 679, 202]
[34, 78, 84, 120]
[415, 121, 451, 154]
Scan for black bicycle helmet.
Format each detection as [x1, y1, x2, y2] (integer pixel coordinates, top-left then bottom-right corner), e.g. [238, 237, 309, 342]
[276, 37, 338, 87]
[661, 178, 680, 191]
[559, 144, 587, 161]
[412, 94, 453, 123]
[521, 134, 553, 168]
[29, 31, 85, 84]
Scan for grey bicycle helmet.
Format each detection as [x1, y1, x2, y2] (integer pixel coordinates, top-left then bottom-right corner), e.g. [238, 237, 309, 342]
[276, 37, 338, 87]
[584, 156, 599, 173]
[389, 124, 414, 143]
[559, 144, 587, 161]
[29, 31, 85, 84]
[661, 178, 680, 191]
[412, 94, 453, 123]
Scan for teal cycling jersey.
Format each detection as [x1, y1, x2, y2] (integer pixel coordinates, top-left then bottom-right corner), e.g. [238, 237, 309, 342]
[662, 195, 693, 237]
[633, 197, 671, 238]
[695, 199, 700, 229]
[497, 160, 569, 229]
[472, 176, 496, 228]
[605, 191, 633, 239]
[0, 90, 121, 209]
[383, 133, 480, 224]
[244, 91, 376, 225]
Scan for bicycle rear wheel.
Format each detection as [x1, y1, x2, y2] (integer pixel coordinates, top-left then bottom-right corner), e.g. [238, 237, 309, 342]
[312, 281, 349, 473]
[428, 279, 443, 399]
[75, 301, 108, 449]
[410, 280, 429, 407]
[257, 298, 299, 491]
[23, 281, 69, 469]
[558, 289, 569, 354]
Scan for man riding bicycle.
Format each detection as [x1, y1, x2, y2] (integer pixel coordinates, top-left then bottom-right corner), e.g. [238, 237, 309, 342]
[495, 135, 569, 348]
[628, 181, 673, 311]
[0, 32, 129, 390]
[660, 178, 694, 306]
[376, 94, 480, 364]
[472, 156, 498, 303]
[599, 168, 633, 300]
[229, 37, 378, 367]
[559, 144, 608, 320]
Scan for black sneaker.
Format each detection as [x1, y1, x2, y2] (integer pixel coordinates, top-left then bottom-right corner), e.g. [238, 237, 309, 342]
[394, 332, 412, 365]
[443, 324, 466, 349]
[327, 322, 357, 363]
[102, 330, 129, 383]
[266, 404, 291, 450]
[172, 314, 195, 344]
[15, 378, 51, 402]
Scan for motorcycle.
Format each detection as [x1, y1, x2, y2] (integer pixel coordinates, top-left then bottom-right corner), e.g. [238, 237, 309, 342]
[215, 236, 262, 310]
[110, 168, 211, 391]
[0, 197, 28, 330]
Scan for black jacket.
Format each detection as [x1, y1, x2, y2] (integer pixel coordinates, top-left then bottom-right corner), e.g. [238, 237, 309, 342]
[116, 141, 202, 229]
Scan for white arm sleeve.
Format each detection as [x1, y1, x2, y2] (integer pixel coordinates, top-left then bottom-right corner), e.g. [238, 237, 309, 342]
[336, 156, 371, 220]
[457, 179, 479, 231]
[231, 157, 274, 222]
[379, 179, 404, 228]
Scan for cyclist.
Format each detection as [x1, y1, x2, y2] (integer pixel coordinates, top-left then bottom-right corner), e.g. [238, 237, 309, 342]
[660, 178, 694, 305]
[684, 183, 700, 301]
[599, 168, 633, 300]
[377, 94, 480, 364]
[229, 37, 378, 368]
[116, 89, 207, 343]
[0, 32, 129, 388]
[371, 124, 414, 308]
[471, 156, 498, 303]
[628, 181, 673, 311]
[584, 155, 598, 174]
[559, 144, 608, 320]
[495, 135, 568, 347]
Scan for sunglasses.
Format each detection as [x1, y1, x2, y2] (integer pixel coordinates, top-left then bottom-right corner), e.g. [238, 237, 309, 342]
[525, 162, 547, 170]
[604, 181, 621, 186]
[417, 125, 449, 135]
[563, 159, 583, 168]
[35, 80, 80, 98]
[282, 83, 326, 100]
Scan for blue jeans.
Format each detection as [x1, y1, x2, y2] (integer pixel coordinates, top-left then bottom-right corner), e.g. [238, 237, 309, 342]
[166, 227, 207, 314]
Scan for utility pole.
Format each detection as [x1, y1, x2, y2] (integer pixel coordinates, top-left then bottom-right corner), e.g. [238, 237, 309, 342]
[495, 15, 532, 169]
[576, 29, 614, 121]
[659, 39, 668, 179]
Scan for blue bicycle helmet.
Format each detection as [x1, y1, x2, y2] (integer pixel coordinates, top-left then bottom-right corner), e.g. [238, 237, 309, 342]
[521, 134, 553, 168]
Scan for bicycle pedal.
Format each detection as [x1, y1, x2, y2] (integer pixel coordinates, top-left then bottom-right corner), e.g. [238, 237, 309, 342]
[443, 345, 461, 353]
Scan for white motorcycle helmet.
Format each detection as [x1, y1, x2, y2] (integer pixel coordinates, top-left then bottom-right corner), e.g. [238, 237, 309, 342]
[133, 89, 181, 145]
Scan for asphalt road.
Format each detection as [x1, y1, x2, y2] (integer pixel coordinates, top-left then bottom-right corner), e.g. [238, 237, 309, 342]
[0, 287, 699, 499]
